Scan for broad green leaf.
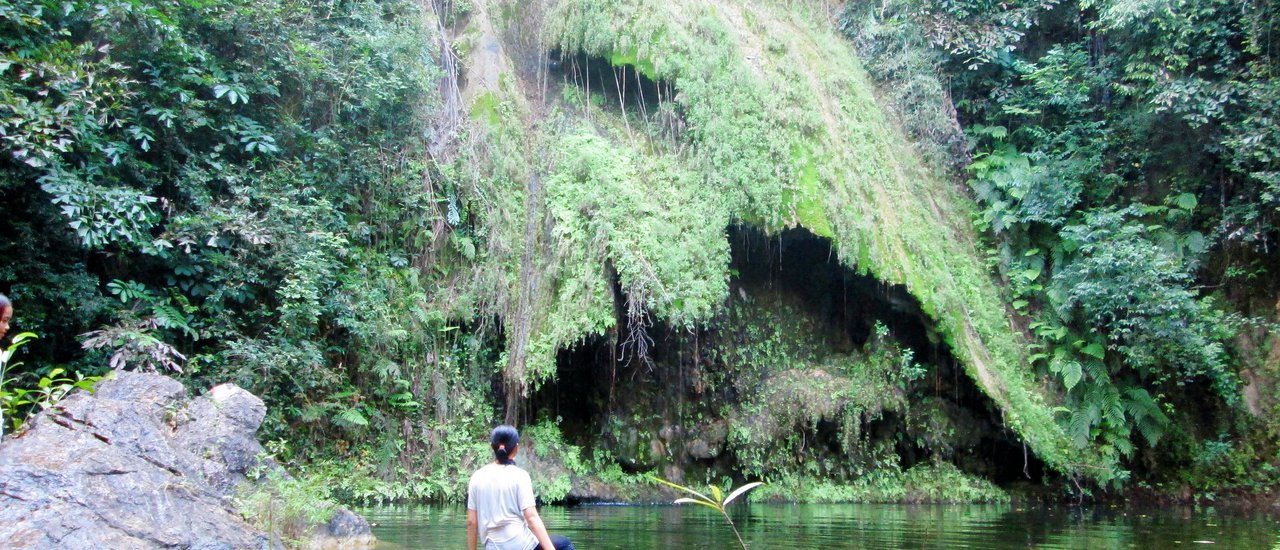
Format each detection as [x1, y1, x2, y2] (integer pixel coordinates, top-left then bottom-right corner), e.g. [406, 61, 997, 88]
[673, 498, 721, 512]
[1183, 231, 1206, 255]
[334, 408, 369, 427]
[1080, 342, 1105, 360]
[647, 475, 714, 504]
[1062, 361, 1083, 391]
[1174, 193, 1197, 210]
[721, 481, 765, 506]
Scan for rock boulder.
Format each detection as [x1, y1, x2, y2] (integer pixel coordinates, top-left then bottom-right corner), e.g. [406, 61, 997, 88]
[0, 372, 374, 549]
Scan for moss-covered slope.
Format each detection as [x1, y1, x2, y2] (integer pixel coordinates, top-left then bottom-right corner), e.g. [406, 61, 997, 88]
[452, 0, 1107, 480]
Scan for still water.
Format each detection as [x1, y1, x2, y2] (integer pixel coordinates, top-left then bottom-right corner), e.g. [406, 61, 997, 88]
[362, 503, 1280, 549]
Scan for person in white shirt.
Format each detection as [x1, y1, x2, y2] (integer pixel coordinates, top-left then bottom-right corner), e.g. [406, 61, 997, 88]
[467, 425, 575, 550]
[0, 293, 12, 342]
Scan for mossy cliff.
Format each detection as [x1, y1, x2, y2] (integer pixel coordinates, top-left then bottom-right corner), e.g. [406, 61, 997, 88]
[432, 0, 1108, 493]
[4, 0, 1270, 508]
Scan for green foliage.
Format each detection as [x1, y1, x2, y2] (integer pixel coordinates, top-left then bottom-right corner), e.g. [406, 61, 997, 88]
[0, 332, 108, 435]
[0, 0, 508, 501]
[650, 474, 765, 550]
[2, 366, 107, 434]
[547, 132, 729, 327]
[1, 0, 440, 369]
[1172, 433, 1280, 500]
[706, 296, 921, 479]
[81, 284, 193, 372]
[841, 0, 1280, 494]
[6, 0, 1275, 503]
[520, 131, 731, 383]
[522, 420, 648, 503]
[1053, 208, 1232, 391]
[548, 0, 1094, 482]
[839, 2, 970, 171]
[237, 464, 341, 547]
[751, 462, 1008, 504]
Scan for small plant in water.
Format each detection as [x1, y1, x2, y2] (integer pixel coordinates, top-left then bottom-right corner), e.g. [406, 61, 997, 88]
[649, 475, 765, 550]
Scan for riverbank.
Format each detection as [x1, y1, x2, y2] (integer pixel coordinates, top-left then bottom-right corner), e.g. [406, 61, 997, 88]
[295, 418, 1279, 509]
[358, 502, 1280, 549]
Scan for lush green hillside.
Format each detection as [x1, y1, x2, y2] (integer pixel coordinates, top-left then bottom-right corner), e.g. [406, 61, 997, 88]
[2, 0, 1276, 503]
[537, 0, 1102, 478]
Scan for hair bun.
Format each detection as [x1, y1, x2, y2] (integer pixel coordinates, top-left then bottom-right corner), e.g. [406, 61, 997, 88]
[490, 424, 520, 465]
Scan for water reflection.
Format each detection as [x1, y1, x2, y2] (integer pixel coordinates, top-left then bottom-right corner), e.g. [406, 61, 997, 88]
[362, 503, 1280, 549]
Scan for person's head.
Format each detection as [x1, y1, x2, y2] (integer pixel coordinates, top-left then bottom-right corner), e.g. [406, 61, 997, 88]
[491, 424, 520, 465]
[0, 294, 11, 341]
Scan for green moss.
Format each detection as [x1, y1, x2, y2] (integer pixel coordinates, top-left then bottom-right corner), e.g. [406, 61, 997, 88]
[543, 132, 730, 326]
[707, 295, 919, 479]
[608, 47, 659, 81]
[545, 0, 1106, 479]
[523, 421, 654, 502]
[469, 91, 502, 126]
[753, 463, 1009, 504]
[788, 143, 834, 238]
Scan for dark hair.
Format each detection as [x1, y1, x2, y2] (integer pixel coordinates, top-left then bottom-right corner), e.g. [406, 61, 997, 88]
[491, 425, 519, 465]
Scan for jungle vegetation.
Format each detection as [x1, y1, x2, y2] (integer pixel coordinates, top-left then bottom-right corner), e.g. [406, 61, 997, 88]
[1, 0, 1277, 504]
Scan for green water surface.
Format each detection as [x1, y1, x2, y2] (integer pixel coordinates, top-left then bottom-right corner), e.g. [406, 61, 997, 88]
[362, 503, 1280, 549]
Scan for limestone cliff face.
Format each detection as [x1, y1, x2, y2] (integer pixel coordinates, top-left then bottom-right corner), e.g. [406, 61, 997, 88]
[0, 372, 374, 549]
[437, 0, 1103, 480]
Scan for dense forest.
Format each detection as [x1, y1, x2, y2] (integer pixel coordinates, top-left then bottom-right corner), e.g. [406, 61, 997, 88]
[2, 0, 1278, 504]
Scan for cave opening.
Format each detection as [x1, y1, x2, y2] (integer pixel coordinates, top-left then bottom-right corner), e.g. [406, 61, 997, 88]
[545, 50, 685, 143]
[528, 226, 1046, 487]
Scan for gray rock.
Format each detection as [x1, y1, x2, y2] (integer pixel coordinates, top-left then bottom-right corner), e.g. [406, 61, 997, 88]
[299, 509, 377, 550]
[685, 420, 728, 460]
[173, 383, 270, 496]
[324, 508, 372, 538]
[0, 372, 375, 550]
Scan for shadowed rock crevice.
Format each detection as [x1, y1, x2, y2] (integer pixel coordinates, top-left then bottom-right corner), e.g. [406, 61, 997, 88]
[529, 226, 1044, 497]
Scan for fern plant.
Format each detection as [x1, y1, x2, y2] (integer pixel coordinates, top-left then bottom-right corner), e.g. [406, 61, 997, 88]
[649, 475, 764, 550]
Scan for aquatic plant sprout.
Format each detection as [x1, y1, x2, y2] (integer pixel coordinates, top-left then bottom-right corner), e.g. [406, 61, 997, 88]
[649, 475, 765, 550]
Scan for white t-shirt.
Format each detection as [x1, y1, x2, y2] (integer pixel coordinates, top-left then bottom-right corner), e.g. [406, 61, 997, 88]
[467, 463, 539, 550]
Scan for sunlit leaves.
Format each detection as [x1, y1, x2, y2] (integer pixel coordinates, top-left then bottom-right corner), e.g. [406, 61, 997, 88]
[213, 82, 249, 105]
[41, 176, 160, 250]
[126, 124, 153, 151]
[1079, 342, 1105, 360]
[1053, 208, 1227, 386]
[333, 408, 370, 429]
[1, 0, 442, 453]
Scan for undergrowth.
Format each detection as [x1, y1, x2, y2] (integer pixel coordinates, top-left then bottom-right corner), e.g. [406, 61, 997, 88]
[753, 462, 1009, 504]
[237, 468, 341, 547]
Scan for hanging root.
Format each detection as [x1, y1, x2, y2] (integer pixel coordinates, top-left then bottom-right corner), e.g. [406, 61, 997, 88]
[620, 293, 655, 373]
